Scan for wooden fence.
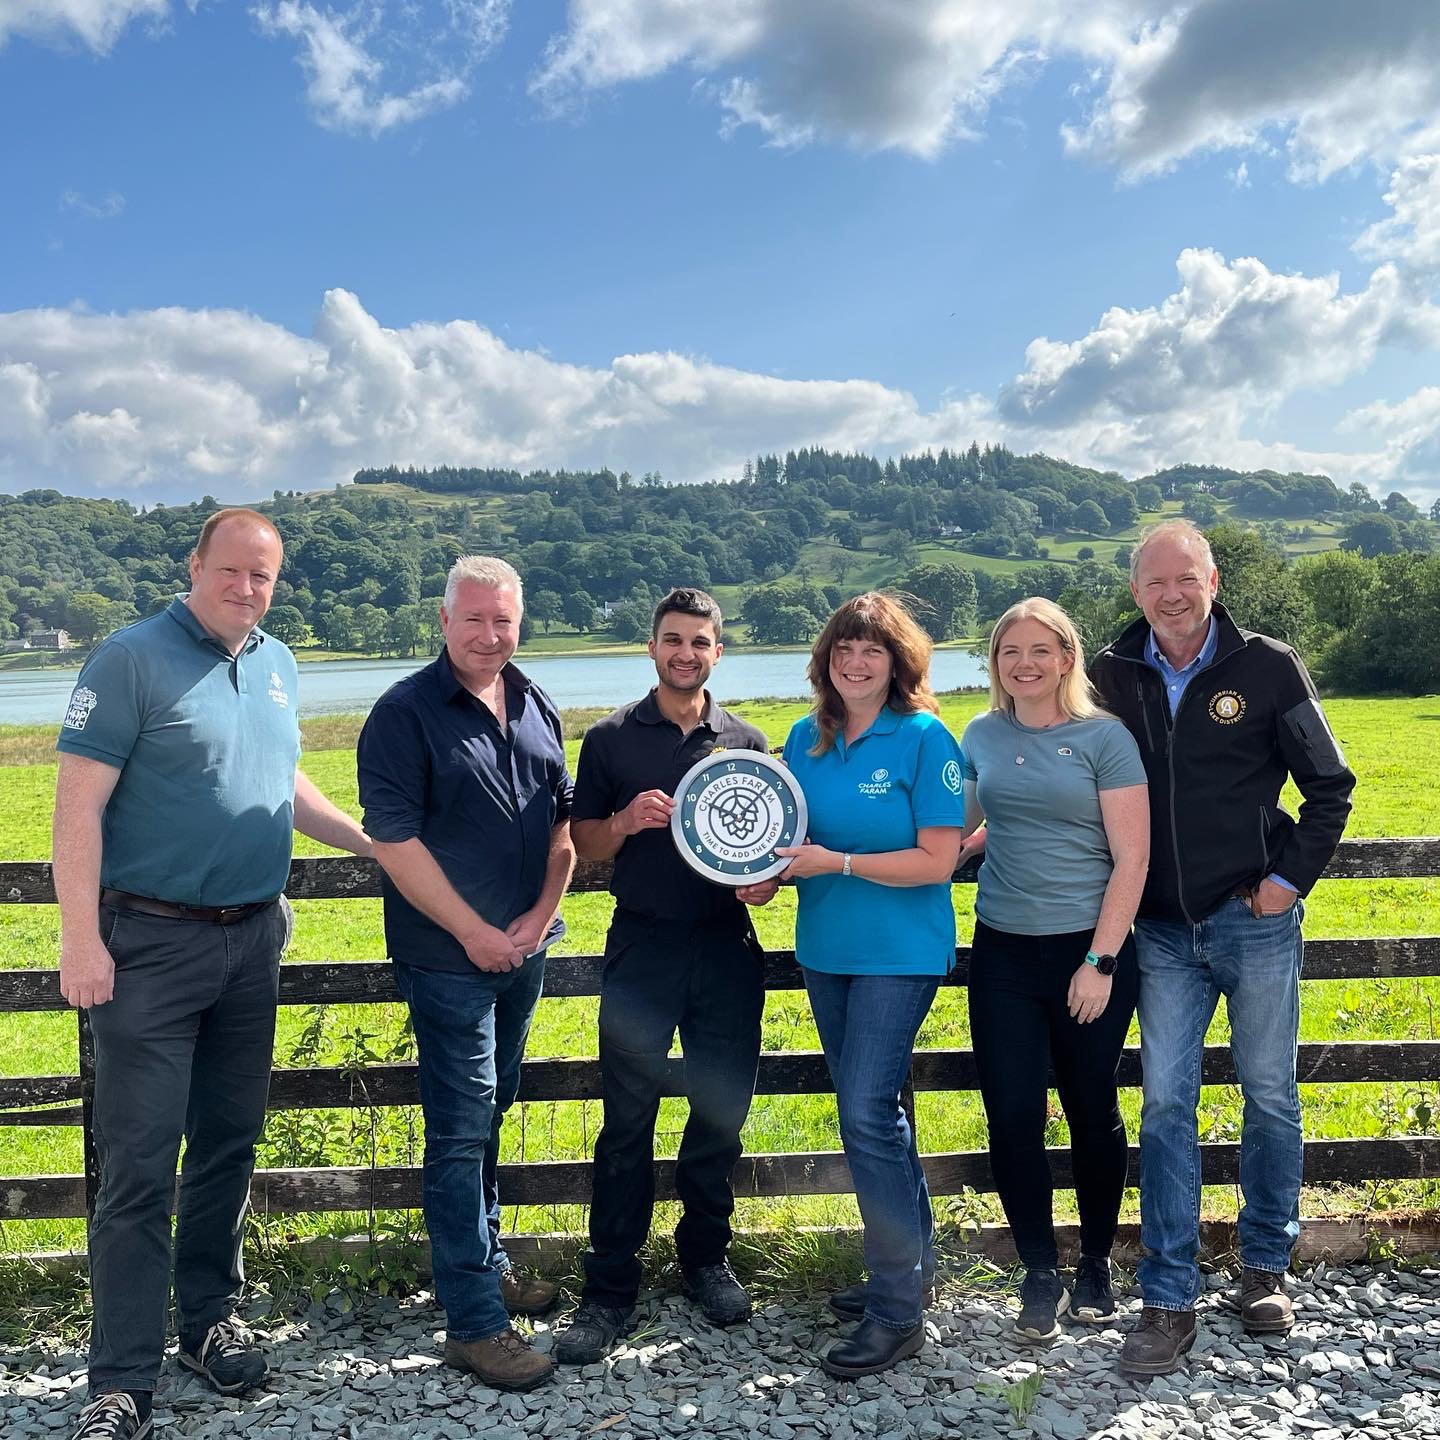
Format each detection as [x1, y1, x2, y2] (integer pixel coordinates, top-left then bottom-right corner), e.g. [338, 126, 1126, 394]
[2, 839, 1439, 1245]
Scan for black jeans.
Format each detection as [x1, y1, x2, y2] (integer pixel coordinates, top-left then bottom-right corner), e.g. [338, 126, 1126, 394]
[967, 920, 1138, 1270]
[581, 909, 765, 1308]
[86, 898, 288, 1394]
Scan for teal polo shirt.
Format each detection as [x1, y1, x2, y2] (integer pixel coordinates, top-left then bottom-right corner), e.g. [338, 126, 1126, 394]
[56, 599, 301, 906]
[781, 708, 966, 976]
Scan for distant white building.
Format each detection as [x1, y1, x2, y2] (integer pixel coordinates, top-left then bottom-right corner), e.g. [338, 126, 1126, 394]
[29, 629, 72, 650]
[2, 637, 31, 653]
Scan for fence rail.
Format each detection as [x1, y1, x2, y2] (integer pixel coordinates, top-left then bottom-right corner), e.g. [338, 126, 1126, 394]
[1, 838, 1438, 1236]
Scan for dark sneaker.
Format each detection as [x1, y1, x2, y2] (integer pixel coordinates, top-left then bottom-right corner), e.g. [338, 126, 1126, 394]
[1118, 1307, 1197, 1375]
[443, 1328, 554, 1391]
[178, 1317, 267, 1395]
[1071, 1255, 1117, 1325]
[553, 1301, 637, 1364]
[499, 1268, 560, 1317]
[828, 1280, 938, 1321]
[71, 1394, 152, 1440]
[1238, 1267, 1294, 1334]
[822, 1318, 925, 1378]
[1014, 1267, 1070, 1343]
[682, 1261, 752, 1327]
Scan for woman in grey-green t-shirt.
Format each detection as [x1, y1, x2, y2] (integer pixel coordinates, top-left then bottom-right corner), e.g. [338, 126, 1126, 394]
[960, 597, 1149, 1345]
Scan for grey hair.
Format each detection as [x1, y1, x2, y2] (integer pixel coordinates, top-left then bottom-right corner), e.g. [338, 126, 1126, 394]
[1130, 519, 1215, 584]
[444, 555, 523, 612]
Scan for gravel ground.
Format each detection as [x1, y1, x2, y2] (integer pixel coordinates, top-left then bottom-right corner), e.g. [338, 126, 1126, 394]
[4, 1263, 1440, 1440]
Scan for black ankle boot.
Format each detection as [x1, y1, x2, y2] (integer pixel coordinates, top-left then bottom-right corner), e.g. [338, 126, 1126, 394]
[821, 1317, 925, 1378]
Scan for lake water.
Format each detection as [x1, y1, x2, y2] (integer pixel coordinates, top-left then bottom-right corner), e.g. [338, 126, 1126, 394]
[0, 648, 990, 727]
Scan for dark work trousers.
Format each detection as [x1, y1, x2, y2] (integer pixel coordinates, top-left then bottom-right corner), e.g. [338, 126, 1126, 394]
[85, 898, 288, 1395]
[581, 908, 766, 1309]
[967, 920, 1138, 1270]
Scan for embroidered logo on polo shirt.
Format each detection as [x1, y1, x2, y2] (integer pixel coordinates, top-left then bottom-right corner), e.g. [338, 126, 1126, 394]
[942, 759, 962, 794]
[1209, 690, 1246, 725]
[858, 767, 894, 797]
[268, 670, 289, 708]
[62, 686, 98, 730]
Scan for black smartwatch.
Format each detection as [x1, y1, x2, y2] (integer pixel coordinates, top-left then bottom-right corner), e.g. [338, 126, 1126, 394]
[1085, 950, 1118, 976]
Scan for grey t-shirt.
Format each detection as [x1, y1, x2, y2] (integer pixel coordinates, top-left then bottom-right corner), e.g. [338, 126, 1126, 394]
[961, 709, 1146, 936]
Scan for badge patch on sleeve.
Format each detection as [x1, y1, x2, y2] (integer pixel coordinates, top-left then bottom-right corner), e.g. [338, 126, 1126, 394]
[62, 686, 98, 730]
[1208, 690, 1246, 725]
[942, 759, 963, 794]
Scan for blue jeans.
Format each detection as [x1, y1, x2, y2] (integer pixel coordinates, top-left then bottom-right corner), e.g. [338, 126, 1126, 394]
[395, 952, 546, 1341]
[804, 969, 939, 1330]
[1135, 897, 1305, 1310]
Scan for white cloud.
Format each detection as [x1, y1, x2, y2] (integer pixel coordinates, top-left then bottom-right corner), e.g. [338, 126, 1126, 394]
[0, 0, 171, 53]
[1340, 387, 1440, 495]
[60, 189, 126, 219]
[3, 282, 1437, 507]
[252, 0, 507, 135]
[1355, 156, 1440, 279]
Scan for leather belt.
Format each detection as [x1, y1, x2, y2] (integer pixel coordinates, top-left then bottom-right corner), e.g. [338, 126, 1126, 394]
[100, 888, 277, 926]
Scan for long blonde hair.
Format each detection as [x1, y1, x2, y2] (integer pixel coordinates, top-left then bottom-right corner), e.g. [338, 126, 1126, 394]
[807, 592, 939, 754]
[987, 597, 1104, 721]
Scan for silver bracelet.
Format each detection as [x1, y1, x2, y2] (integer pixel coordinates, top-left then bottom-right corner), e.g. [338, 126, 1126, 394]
[842, 853, 853, 877]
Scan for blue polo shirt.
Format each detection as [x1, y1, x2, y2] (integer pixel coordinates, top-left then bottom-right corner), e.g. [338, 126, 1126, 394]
[781, 708, 966, 976]
[357, 651, 574, 973]
[55, 598, 301, 906]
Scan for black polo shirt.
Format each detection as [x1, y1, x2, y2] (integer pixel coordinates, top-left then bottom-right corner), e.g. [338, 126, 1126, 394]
[573, 689, 768, 924]
[357, 651, 573, 973]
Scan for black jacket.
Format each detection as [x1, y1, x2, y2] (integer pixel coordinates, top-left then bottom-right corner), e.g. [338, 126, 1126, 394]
[1089, 603, 1354, 924]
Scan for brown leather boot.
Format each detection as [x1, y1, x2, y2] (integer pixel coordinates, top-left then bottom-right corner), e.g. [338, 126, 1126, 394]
[442, 1328, 555, 1391]
[499, 1269, 560, 1317]
[1118, 1307, 1197, 1375]
[1238, 1267, 1294, 1334]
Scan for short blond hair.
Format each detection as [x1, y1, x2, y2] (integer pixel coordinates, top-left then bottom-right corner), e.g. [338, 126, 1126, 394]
[987, 597, 1104, 721]
[194, 507, 281, 559]
[1130, 519, 1215, 584]
[444, 555, 523, 612]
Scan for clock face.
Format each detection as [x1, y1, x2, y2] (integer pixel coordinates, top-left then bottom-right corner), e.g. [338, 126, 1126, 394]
[670, 750, 807, 886]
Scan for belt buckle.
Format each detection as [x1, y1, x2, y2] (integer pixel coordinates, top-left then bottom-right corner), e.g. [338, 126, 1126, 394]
[216, 905, 247, 925]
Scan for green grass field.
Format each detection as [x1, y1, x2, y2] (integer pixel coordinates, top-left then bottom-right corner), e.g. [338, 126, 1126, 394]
[2, 696, 1437, 1259]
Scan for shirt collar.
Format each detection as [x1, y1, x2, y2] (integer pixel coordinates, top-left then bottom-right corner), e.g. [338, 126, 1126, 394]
[166, 596, 261, 658]
[435, 649, 532, 707]
[635, 687, 721, 731]
[838, 705, 903, 752]
[1146, 615, 1217, 678]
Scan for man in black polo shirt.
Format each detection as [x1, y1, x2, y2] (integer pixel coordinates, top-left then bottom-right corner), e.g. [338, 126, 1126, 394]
[553, 588, 775, 1363]
[357, 556, 575, 1393]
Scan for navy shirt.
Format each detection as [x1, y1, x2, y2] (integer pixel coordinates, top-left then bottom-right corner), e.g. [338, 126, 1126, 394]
[572, 689, 768, 924]
[357, 652, 573, 972]
[55, 599, 300, 906]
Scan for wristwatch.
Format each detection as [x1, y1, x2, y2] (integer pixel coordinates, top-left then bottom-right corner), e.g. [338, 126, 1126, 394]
[1085, 950, 1118, 976]
[842, 853, 853, 877]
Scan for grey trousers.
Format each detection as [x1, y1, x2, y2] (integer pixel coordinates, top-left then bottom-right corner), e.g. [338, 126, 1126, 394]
[85, 898, 288, 1394]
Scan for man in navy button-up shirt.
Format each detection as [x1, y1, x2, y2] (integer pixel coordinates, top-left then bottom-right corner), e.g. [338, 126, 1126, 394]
[358, 556, 575, 1393]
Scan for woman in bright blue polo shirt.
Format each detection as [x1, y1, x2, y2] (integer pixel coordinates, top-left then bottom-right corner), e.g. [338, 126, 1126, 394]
[776, 592, 965, 1379]
[960, 597, 1148, 1345]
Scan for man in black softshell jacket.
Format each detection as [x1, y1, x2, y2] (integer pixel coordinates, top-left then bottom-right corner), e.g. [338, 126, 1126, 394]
[1089, 520, 1354, 1376]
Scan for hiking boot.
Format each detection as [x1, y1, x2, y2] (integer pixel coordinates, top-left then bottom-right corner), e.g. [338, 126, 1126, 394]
[1014, 1267, 1070, 1344]
[822, 1317, 925, 1378]
[1118, 1307, 1197, 1375]
[1070, 1255, 1118, 1325]
[1238, 1267, 1294, 1334]
[827, 1279, 938, 1320]
[682, 1261, 752, 1327]
[71, 1393, 152, 1440]
[178, 1317, 267, 1395]
[442, 1328, 554, 1391]
[499, 1268, 560, 1317]
[552, 1301, 637, 1365]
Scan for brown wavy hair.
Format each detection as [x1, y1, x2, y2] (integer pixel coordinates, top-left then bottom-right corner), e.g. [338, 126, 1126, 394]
[806, 592, 939, 755]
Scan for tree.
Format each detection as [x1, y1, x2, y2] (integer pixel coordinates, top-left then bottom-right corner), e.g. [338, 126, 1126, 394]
[1296, 550, 1376, 635]
[879, 530, 917, 568]
[530, 589, 562, 634]
[1182, 493, 1221, 525]
[1076, 546, 1095, 561]
[1341, 513, 1403, 557]
[1207, 524, 1312, 647]
[1134, 481, 1164, 511]
[609, 599, 651, 642]
[900, 562, 978, 641]
[563, 591, 600, 632]
[66, 592, 130, 645]
[264, 604, 308, 646]
[1072, 499, 1108, 534]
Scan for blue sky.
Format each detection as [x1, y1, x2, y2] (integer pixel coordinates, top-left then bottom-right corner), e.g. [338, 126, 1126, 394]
[2, 1, 1439, 504]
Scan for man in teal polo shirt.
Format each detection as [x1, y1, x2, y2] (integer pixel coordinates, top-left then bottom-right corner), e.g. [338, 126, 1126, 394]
[53, 508, 371, 1440]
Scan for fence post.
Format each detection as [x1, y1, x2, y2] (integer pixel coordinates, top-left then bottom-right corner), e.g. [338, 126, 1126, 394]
[78, 1008, 99, 1220]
